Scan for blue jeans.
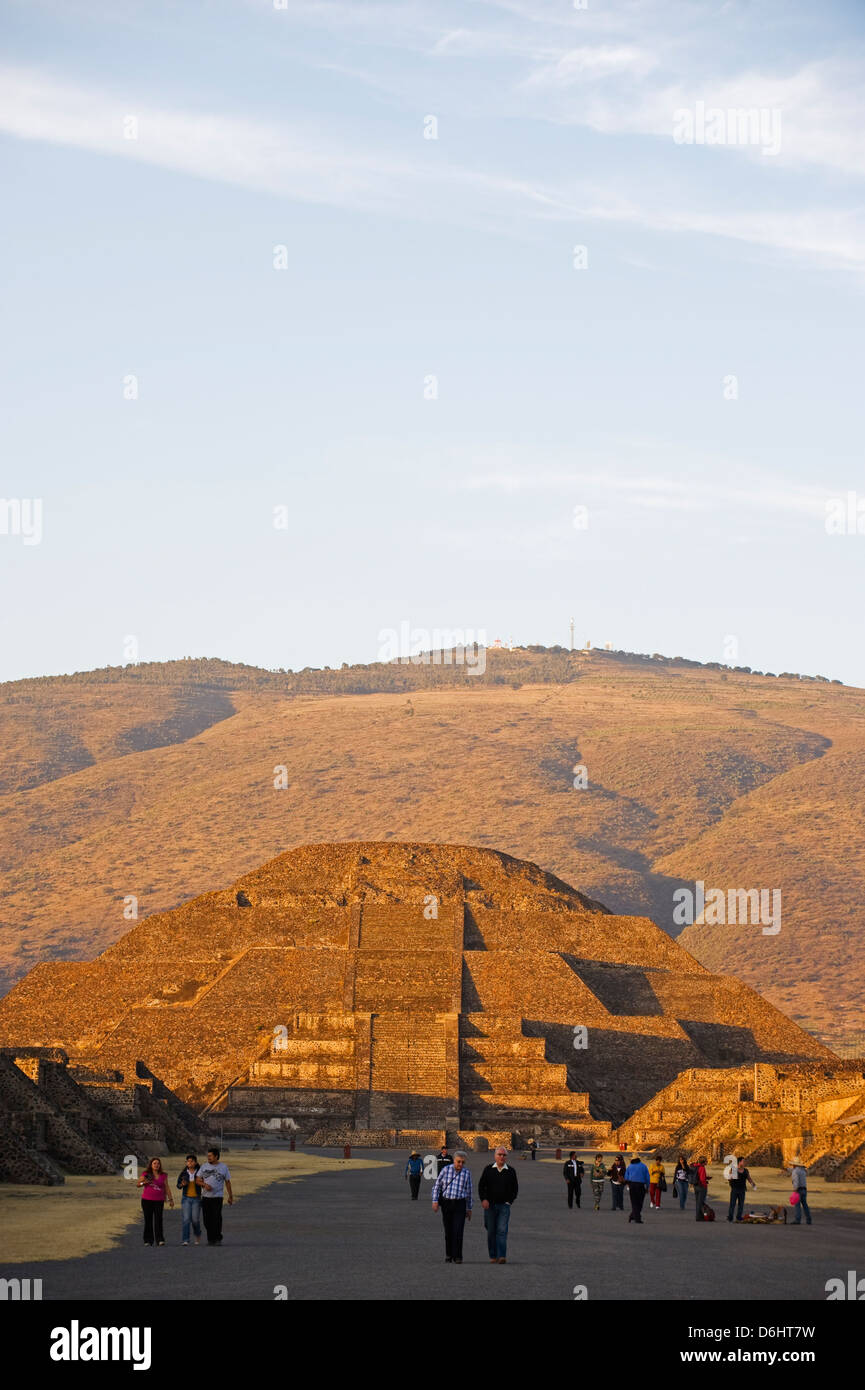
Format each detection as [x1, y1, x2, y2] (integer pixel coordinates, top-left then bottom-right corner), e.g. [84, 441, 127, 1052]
[792, 1190, 812, 1224]
[676, 1180, 688, 1209]
[484, 1203, 510, 1259]
[181, 1196, 202, 1242]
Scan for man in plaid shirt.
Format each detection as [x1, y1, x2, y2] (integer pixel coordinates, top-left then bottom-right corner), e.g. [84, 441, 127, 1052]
[431, 1150, 473, 1263]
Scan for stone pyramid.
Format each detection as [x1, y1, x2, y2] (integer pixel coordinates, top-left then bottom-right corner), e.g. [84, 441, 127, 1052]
[0, 843, 832, 1140]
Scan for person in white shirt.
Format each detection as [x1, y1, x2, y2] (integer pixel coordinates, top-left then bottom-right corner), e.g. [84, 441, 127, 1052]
[198, 1147, 234, 1245]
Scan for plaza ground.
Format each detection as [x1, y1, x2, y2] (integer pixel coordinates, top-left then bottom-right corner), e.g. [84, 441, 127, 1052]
[1, 1147, 863, 1301]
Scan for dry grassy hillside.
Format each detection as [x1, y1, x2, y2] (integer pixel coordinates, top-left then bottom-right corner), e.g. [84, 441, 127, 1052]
[1, 649, 863, 1052]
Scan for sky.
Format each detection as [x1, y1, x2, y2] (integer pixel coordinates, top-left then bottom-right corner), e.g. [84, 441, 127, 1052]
[1, 0, 864, 684]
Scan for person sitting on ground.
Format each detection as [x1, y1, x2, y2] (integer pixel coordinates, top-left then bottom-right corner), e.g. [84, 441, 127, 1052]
[743, 1204, 787, 1224]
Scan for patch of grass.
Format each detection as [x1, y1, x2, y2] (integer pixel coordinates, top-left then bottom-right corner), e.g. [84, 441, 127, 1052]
[0, 1150, 391, 1263]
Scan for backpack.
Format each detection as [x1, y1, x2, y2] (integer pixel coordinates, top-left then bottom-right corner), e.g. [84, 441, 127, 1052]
[689, 1164, 702, 1187]
[703, 1205, 715, 1221]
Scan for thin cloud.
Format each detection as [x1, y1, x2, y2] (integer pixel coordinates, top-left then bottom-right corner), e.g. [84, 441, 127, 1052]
[457, 470, 831, 520]
[521, 44, 659, 85]
[1, 64, 863, 275]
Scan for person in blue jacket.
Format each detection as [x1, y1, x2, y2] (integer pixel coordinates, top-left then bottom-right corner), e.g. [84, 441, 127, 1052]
[624, 1152, 650, 1224]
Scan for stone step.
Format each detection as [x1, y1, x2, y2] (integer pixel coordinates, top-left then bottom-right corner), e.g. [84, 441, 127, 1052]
[460, 1038, 548, 1060]
[249, 1060, 355, 1086]
[261, 1039, 355, 1059]
[462, 1063, 572, 1092]
[466, 1092, 593, 1116]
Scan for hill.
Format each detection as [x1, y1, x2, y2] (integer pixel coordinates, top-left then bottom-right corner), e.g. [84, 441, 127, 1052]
[1, 647, 863, 1052]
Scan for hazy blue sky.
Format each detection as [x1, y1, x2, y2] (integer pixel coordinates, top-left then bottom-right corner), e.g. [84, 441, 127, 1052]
[1, 0, 864, 683]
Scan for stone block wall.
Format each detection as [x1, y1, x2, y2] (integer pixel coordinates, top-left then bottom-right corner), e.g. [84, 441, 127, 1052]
[0, 843, 841, 1158]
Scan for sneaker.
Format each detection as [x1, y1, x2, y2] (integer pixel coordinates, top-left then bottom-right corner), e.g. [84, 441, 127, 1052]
[497, 1258, 507, 1264]
[183, 1241, 189, 1246]
[157, 1241, 165, 1246]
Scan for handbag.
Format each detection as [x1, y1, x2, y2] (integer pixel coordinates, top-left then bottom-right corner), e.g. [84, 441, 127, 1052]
[659, 1174, 667, 1192]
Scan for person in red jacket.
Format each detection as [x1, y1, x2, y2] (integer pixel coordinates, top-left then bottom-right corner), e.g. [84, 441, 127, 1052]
[692, 1156, 711, 1222]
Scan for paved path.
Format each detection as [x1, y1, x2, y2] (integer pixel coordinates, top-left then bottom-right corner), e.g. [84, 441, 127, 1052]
[5, 1150, 862, 1301]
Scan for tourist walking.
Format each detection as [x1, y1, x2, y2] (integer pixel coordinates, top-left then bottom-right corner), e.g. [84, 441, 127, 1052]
[674, 1154, 690, 1209]
[624, 1153, 650, 1224]
[138, 1157, 174, 1246]
[479, 1146, 519, 1263]
[608, 1154, 626, 1210]
[563, 1151, 584, 1208]
[198, 1147, 233, 1245]
[590, 1154, 606, 1210]
[790, 1158, 812, 1225]
[649, 1153, 666, 1209]
[405, 1150, 423, 1200]
[431, 1150, 473, 1262]
[692, 1155, 710, 1222]
[436, 1146, 454, 1175]
[726, 1156, 756, 1222]
[176, 1154, 202, 1245]
[528, 1137, 538, 1161]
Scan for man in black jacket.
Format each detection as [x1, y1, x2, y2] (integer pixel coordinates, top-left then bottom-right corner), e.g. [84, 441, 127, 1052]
[727, 1156, 756, 1222]
[436, 1146, 454, 1176]
[478, 1146, 519, 1263]
[563, 1151, 583, 1209]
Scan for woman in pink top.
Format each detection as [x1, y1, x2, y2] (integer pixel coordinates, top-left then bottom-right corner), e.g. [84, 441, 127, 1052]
[137, 1157, 175, 1246]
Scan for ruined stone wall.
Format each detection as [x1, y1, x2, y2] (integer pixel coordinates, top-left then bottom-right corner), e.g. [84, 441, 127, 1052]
[0, 1055, 115, 1181]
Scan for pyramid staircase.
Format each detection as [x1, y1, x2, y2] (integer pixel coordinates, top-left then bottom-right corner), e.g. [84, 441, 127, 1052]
[459, 1014, 602, 1134]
